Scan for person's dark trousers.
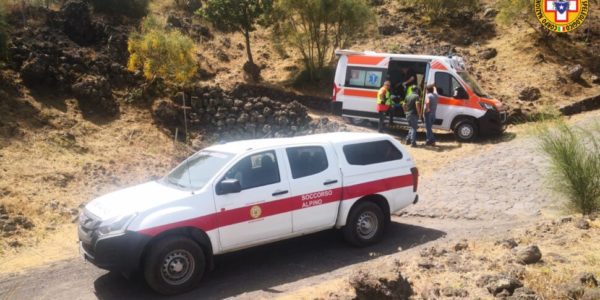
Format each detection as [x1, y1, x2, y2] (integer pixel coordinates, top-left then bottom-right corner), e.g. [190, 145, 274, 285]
[378, 111, 386, 133]
[389, 104, 401, 125]
[425, 112, 436, 144]
[406, 114, 418, 146]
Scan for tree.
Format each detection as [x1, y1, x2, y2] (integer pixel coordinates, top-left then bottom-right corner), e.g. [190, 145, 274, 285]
[399, 0, 479, 23]
[272, 0, 374, 80]
[201, 0, 272, 67]
[496, 0, 550, 38]
[127, 17, 198, 83]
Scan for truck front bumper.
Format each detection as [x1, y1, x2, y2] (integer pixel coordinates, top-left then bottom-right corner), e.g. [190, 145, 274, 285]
[79, 228, 150, 276]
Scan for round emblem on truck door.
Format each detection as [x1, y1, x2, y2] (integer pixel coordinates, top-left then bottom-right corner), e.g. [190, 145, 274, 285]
[250, 205, 262, 219]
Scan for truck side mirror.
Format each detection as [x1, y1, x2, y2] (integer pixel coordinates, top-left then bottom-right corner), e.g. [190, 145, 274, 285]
[217, 179, 242, 195]
[453, 87, 469, 99]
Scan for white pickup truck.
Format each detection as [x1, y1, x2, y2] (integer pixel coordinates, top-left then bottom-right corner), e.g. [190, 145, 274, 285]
[78, 132, 419, 294]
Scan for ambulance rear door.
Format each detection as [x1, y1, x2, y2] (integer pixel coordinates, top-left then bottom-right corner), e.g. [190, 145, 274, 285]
[339, 55, 390, 121]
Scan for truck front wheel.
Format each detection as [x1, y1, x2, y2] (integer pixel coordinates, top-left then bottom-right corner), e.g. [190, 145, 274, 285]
[144, 236, 206, 295]
[343, 201, 385, 247]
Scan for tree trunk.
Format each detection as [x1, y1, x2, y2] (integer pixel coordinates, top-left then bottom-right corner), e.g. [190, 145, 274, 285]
[244, 30, 254, 66]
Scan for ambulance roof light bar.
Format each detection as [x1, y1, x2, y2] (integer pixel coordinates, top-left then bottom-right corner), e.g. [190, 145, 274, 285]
[335, 49, 372, 57]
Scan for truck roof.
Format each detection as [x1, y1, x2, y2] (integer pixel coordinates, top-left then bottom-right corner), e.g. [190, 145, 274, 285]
[206, 132, 391, 154]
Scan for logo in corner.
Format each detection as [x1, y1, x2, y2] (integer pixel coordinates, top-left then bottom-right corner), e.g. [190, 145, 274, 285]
[250, 205, 262, 219]
[534, 0, 589, 33]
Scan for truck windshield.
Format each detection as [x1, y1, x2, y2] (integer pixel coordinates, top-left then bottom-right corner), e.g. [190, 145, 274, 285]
[163, 151, 234, 190]
[458, 71, 488, 98]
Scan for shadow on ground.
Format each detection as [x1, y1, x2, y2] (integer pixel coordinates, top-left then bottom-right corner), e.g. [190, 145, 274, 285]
[93, 222, 446, 299]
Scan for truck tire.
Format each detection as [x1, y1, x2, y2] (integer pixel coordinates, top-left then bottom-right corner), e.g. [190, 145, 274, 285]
[144, 236, 205, 295]
[454, 119, 478, 142]
[343, 201, 385, 247]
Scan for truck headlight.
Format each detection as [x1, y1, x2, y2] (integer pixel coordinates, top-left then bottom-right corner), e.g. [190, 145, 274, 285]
[97, 214, 137, 237]
[479, 102, 496, 111]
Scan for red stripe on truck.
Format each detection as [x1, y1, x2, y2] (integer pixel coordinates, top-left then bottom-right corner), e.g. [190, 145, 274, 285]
[347, 56, 386, 66]
[138, 174, 414, 237]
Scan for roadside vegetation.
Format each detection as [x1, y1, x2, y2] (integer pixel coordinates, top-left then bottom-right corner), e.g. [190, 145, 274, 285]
[271, 0, 374, 80]
[399, 0, 479, 23]
[538, 122, 600, 215]
[127, 16, 198, 83]
[200, 0, 273, 80]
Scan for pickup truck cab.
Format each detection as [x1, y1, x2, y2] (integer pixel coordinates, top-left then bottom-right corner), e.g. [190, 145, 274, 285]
[78, 132, 419, 295]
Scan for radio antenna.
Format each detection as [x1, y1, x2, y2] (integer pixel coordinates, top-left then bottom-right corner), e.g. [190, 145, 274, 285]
[182, 92, 193, 192]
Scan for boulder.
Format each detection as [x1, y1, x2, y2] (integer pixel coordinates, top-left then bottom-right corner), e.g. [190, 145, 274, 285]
[349, 269, 413, 300]
[575, 218, 591, 230]
[454, 240, 469, 251]
[20, 55, 51, 86]
[516, 245, 542, 265]
[495, 238, 519, 249]
[61, 1, 97, 46]
[518, 87, 541, 101]
[480, 48, 498, 60]
[567, 64, 584, 81]
[483, 8, 499, 18]
[478, 275, 523, 296]
[509, 287, 540, 300]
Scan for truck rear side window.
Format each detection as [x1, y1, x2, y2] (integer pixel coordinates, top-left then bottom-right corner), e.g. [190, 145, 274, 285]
[345, 67, 386, 89]
[343, 140, 403, 165]
[286, 146, 328, 179]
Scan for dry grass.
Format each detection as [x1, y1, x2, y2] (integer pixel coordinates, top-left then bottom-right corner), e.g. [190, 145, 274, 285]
[0, 93, 192, 272]
[280, 218, 600, 299]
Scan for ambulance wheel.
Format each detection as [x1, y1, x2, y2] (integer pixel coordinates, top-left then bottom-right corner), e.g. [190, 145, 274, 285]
[144, 236, 205, 295]
[343, 201, 385, 247]
[454, 119, 478, 142]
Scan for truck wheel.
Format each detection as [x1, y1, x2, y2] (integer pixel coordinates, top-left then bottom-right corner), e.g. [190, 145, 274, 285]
[343, 201, 385, 247]
[454, 119, 478, 142]
[144, 236, 205, 295]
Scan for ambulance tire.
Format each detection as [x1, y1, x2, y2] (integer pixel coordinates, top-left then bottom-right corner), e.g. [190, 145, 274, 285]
[343, 201, 385, 247]
[454, 119, 478, 142]
[144, 236, 206, 295]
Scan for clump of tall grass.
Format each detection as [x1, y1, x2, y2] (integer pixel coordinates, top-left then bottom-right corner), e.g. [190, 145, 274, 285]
[538, 122, 600, 215]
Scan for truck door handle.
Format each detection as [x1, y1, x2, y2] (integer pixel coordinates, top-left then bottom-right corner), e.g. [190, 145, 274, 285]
[272, 190, 289, 196]
[323, 180, 338, 186]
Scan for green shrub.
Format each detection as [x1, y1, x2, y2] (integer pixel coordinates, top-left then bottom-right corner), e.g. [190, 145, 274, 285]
[399, 0, 479, 22]
[127, 16, 198, 83]
[272, 0, 374, 80]
[496, 0, 551, 37]
[538, 122, 600, 215]
[87, 0, 149, 18]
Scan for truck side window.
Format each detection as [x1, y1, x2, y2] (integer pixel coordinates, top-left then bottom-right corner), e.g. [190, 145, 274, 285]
[286, 146, 329, 179]
[343, 140, 403, 166]
[434, 72, 462, 98]
[224, 151, 280, 190]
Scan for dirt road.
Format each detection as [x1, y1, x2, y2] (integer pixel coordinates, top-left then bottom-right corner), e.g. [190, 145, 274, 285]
[0, 111, 596, 300]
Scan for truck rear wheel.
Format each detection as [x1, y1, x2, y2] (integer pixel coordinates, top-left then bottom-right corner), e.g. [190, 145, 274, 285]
[144, 236, 205, 295]
[343, 201, 385, 247]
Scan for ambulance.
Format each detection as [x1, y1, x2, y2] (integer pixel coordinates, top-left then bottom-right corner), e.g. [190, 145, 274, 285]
[332, 50, 507, 141]
[78, 132, 419, 295]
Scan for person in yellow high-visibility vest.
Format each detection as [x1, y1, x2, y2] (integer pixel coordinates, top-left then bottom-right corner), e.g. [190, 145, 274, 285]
[377, 80, 393, 133]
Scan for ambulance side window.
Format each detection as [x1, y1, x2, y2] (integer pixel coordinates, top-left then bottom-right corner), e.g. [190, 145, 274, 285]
[345, 67, 387, 89]
[435, 72, 462, 98]
[286, 146, 329, 179]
